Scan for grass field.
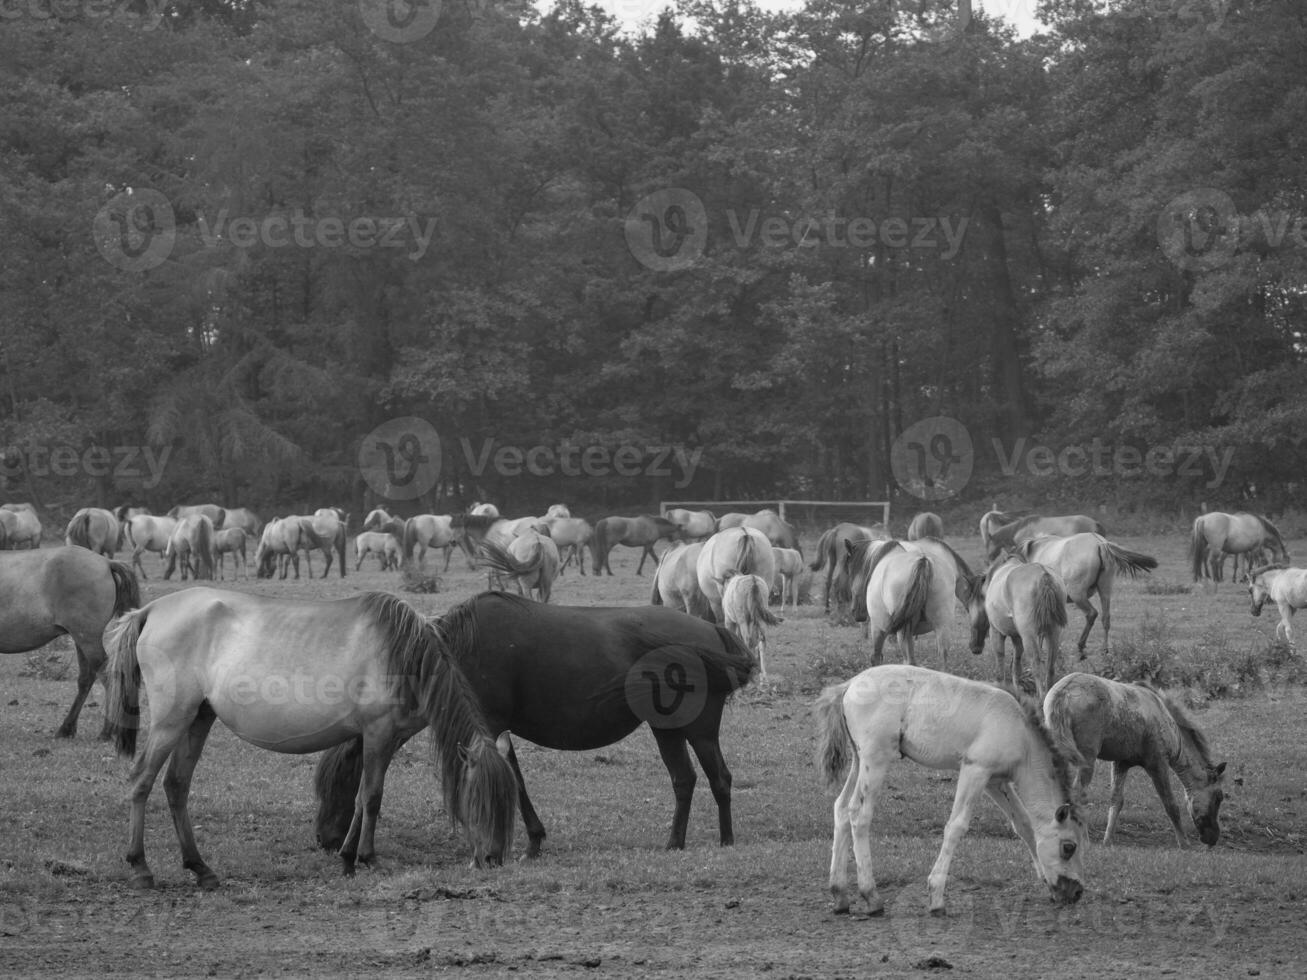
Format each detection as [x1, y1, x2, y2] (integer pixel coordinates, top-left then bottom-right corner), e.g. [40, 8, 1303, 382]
[2, 530, 1306, 978]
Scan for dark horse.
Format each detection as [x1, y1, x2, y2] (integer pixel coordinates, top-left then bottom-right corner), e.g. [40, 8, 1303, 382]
[315, 591, 757, 857]
[591, 515, 683, 575]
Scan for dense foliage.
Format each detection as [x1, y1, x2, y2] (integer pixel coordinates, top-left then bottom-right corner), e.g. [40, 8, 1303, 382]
[1, 0, 1303, 520]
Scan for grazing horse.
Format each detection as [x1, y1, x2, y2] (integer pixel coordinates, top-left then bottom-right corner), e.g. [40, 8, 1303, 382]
[697, 526, 776, 624]
[314, 592, 757, 858]
[982, 510, 1106, 561]
[591, 515, 682, 576]
[478, 532, 560, 603]
[810, 522, 889, 616]
[402, 513, 473, 572]
[165, 514, 215, 580]
[168, 503, 227, 529]
[968, 556, 1068, 697]
[664, 508, 718, 542]
[355, 518, 404, 572]
[65, 507, 123, 557]
[124, 513, 178, 578]
[845, 537, 974, 669]
[255, 517, 318, 579]
[543, 516, 593, 575]
[221, 507, 261, 539]
[1191, 512, 1289, 586]
[718, 509, 802, 555]
[1247, 564, 1307, 644]
[771, 546, 806, 612]
[1, 547, 140, 738]
[816, 664, 1085, 914]
[651, 542, 711, 620]
[1044, 673, 1225, 847]
[721, 571, 781, 677]
[105, 589, 517, 888]
[1016, 533, 1157, 655]
[0, 502, 42, 548]
[212, 527, 248, 580]
[906, 511, 943, 541]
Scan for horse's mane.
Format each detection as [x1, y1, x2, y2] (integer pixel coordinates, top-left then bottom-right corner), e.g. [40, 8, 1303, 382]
[1137, 682, 1216, 769]
[461, 513, 502, 531]
[1247, 562, 1288, 580]
[1255, 514, 1287, 550]
[996, 683, 1078, 807]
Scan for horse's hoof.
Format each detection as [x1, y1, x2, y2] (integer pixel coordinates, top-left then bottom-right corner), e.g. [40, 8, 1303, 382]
[865, 903, 886, 917]
[833, 905, 850, 915]
[55, 727, 75, 739]
[197, 873, 220, 891]
[130, 874, 156, 890]
[340, 858, 357, 877]
[929, 906, 947, 917]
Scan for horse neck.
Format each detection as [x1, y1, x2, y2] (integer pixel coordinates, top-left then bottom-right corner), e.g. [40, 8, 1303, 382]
[1010, 731, 1069, 818]
[1164, 712, 1212, 794]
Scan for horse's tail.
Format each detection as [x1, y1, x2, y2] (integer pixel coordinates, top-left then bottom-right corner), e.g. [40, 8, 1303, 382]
[1041, 683, 1089, 772]
[478, 536, 540, 581]
[887, 554, 932, 635]
[1034, 570, 1067, 632]
[1190, 518, 1209, 582]
[814, 681, 853, 792]
[650, 564, 665, 605]
[735, 526, 757, 574]
[809, 527, 833, 571]
[66, 510, 91, 549]
[748, 576, 783, 627]
[1099, 539, 1158, 580]
[592, 518, 609, 572]
[709, 624, 760, 692]
[195, 516, 214, 579]
[107, 560, 141, 615]
[314, 737, 362, 852]
[402, 517, 419, 559]
[105, 607, 150, 758]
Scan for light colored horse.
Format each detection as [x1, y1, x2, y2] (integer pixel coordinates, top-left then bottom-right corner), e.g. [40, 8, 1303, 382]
[816, 664, 1086, 914]
[1247, 564, 1307, 644]
[221, 507, 261, 539]
[470, 502, 499, 517]
[543, 516, 593, 575]
[65, 507, 123, 557]
[845, 537, 974, 668]
[401, 513, 472, 571]
[721, 571, 782, 678]
[1015, 533, 1157, 656]
[478, 531, 560, 602]
[104, 589, 517, 888]
[664, 508, 718, 542]
[308, 507, 349, 577]
[981, 508, 1105, 560]
[697, 526, 776, 624]
[717, 509, 801, 554]
[168, 503, 226, 528]
[1044, 673, 1226, 847]
[810, 522, 890, 616]
[1191, 511, 1289, 587]
[592, 515, 682, 576]
[968, 556, 1068, 697]
[906, 511, 943, 541]
[212, 527, 248, 580]
[0, 502, 41, 548]
[255, 517, 312, 579]
[354, 531, 401, 571]
[771, 546, 806, 612]
[125, 514, 178, 579]
[650, 541, 711, 619]
[164, 514, 215, 580]
[544, 503, 571, 519]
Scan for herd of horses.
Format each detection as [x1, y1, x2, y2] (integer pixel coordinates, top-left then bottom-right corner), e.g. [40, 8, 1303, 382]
[0, 497, 1291, 915]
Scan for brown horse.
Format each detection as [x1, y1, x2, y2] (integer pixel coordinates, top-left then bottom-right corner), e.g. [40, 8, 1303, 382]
[591, 515, 682, 575]
[1190, 511, 1288, 587]
[1, 547, 140, 737]
[809, 522, 889, 617]
[65, 507, 123, 557]
[981, 510, 1105, 561]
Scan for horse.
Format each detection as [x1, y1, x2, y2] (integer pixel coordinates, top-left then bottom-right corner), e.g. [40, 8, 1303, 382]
[810, 522, 890, 616]
[168, 503, 227, 529]
[1015, 533, 1157, 656]
[0, 502, 41, 548]
[697, 526, 776, 624]
[309, 507, 349, 577]
[402, 513, 473, 572]
[1, 547, 140, 738]
[543, 516, 593, 575]
[212, 527, 248, 580]
[771, 546, 806, 612]
[665, 508, 718, 542]
[721, 571, 781, 678]
[113, 504, 151, 524]
[65, 507, 123, 557]
[469, 502, 499, 517]
[651, 542, 712, 620]
[313, 591, 757, 858]
[844, 537, 974, 668]
[221, 507, 261, 539]
[355, 519, 405, 572]
[982, 510, 1106, 561]
[1191, 512, 1289, 587]
[124, 513, 177, 578]
[592, 515, 682, 576]
[968, 556, 1068, 697]
[104, 589, 518, 888]
[718, 509, 802, 555]
[1044, 673, 1226, 847]
[1247, 563, 1307, 644]
[816, 664, 1085, 915]
[544, 503, 571, 519]
[255, 517, 319, 579]
[165, 514, 215, 580]
[906, 512, 943, 541]
[477, 531, 560, 602]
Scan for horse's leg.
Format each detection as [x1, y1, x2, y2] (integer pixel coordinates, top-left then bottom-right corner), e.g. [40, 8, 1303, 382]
[688, 730, 735, 847]
[339, 734, 399, 874]
[1010, 634, 1027, 693]
[1103, 761, 1132, 845]
[163, 704, 220, 889]
[848, 746, 893, 915]
[126, 706, 200, 888]
[901, 630, 917, 667]
[1276, 601, 1295, 645]
[651, 728, 696, 850]
[984, 779, 1041, 879]
[926, 762, 991, 913]
[502, 740, 547, 858]
[1071, 594, 1097, 657]
[991, 629, 1007, 685]
[636, 545, 652, 576]
[132, 546, 149, 580]
[1143, 753, 1188, 848]
[871, 628, 888, 667]
[1098, 580, 1113, 654]
[829, 756, 860, 914]
[55, 640, 100, 739]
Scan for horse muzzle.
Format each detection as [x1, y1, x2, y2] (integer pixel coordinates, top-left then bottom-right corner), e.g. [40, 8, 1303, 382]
[1197, 822, 1221, 847]
[1050, 875, 1083, 905]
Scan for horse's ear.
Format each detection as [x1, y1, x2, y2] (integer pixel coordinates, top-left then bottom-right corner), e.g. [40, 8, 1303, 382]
[495, 731, 512, 758]
[1056, 803, 1071, 824]
[844, 540, 857, 555]
[1215, 761, 1227, 776]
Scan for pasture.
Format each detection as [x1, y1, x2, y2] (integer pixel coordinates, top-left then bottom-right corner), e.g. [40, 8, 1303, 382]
[2, 529, 1306, 978]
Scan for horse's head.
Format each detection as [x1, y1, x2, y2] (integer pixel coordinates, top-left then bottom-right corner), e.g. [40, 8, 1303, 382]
[1033, 802, 1086, 905]
[1187, 761, 1227, 847]
[967, 564, 994, 656]
[458, 732, 516, 868]
[1247, 568, 1275, 617]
